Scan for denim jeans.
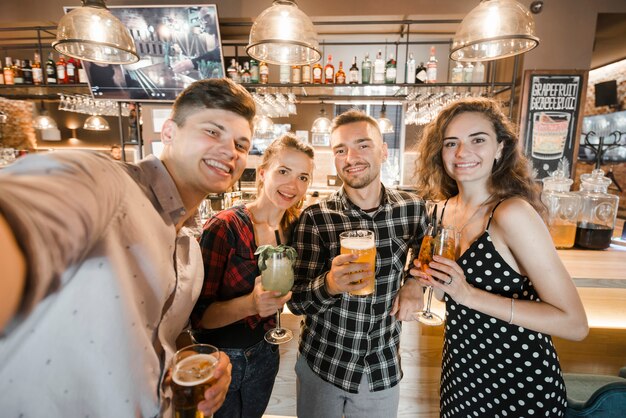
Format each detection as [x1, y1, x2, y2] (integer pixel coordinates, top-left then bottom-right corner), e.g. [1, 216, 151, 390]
[214, 339, 279, 418]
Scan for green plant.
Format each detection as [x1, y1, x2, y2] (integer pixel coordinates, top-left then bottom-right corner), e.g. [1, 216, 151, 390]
[254, 244, 297, 271]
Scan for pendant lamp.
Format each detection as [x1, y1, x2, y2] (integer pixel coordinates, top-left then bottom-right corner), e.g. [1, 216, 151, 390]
[450, 0, 539, 62]
[246, 0, 321, 65]
[377, 103, 394, 134]
[311, 107, 331, 134]
[253, 115, 275, 135]
[34, 101, 58, 130]
[53, 0, 139, 65]
[84, 115, 110, 131]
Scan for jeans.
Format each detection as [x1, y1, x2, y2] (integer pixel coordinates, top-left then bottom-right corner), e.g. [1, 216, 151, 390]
[214, 339, 279, 418]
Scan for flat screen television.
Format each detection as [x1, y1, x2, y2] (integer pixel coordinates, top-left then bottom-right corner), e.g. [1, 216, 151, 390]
[67, 5, 225, 102]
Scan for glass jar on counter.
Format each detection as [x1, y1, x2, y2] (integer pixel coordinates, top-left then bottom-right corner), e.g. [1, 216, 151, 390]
[575, 169, 619, 250]
[541, 170, 580, 249]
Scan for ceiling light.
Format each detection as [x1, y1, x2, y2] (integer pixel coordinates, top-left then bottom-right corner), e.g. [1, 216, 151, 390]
[84, 115, 110, 131]
[53, 0, 139, 65]
[311, 107, 331, 134]
[34, 102, 58, 130]
[377, 103, 394, 134]
[253, 115, 275, 135]
[450, 0, 539, 62]
[246, 0, 321, 65]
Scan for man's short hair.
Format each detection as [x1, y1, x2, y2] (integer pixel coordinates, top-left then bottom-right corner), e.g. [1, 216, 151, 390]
[330, 109, 381, 136]
[171, 78, 256, 129]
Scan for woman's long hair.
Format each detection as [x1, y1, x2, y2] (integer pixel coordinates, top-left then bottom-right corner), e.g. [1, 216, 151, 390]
[414, 97, 543, 214]
[255, 133, 315, 237]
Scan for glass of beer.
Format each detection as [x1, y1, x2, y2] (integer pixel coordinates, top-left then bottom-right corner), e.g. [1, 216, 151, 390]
[172, 344, 220, 418]
[339, 230, 376, 296]
[414, 225, 456, 326]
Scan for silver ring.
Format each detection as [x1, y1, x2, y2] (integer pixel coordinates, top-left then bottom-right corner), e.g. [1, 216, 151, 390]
[445, 278, 453, 285]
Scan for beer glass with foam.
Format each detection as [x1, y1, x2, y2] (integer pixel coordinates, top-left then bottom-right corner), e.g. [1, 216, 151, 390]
[172, 344, 220, 418]
[339, 230, 376, 296]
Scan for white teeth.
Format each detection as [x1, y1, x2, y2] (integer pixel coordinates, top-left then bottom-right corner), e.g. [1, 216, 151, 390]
[204, 159, 231, 173]
[456, 162, 478, 168]
[279, 191, 295, 199]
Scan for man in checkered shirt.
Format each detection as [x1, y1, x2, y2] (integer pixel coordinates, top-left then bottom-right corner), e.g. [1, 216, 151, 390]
[287, 109, 427, 418]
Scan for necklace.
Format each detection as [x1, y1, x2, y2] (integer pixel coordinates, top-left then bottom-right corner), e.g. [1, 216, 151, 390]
[453, 194, 493, 236]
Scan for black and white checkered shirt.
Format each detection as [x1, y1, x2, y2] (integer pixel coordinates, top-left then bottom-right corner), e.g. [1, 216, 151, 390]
[287, 186, 426, 393]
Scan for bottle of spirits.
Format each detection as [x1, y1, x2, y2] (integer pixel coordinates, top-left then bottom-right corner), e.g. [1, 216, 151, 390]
[384, 53, 397, 84]
[77, 59, 88, 83]
[472, 61, 485, 83]
[249, 59, 259, 83]
[45, 53, 57, 84]
[415, 62, 427, 84]
[291, 65, 302, 84]
[463, 62, 474, 83]
[361, 53, 372, 84]
[426, 46, 437, 83]
[348, 56, 359, 84]
[227, 59, 238, 81]
[279, 64, 290, 84]
[334, 61, 346, 84]
[0, 70, 3, 85]
[323, 54, 334, 84]
[373, 50, 385, 84]
[56, 55, 68, 84]
[405, 53, 416, 84]
[241, 62, 252, 83]
[66, 57, 77, 84]
[301, 63, 311, 84]
[451, 62, 463, 83]
[13, 59, 25, 84]
[312, 60, 323, 84]
[259, 61, 269, 84]
[32, 53, 43, 85]
[22, 59, 33, 85]
[3, 57, 14, 85]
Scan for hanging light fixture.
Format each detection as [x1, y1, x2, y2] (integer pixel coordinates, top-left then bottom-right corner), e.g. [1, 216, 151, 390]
[450, 0, 539, 62]
[84, 115, 110, 131]
[253, 115, 275, 135]
[53, 0, 139, 65]
[34, 101, 58, 130]
[311, 107, 331, 134]
[246, 0, 321, 65]
[377, 103, 394, 134]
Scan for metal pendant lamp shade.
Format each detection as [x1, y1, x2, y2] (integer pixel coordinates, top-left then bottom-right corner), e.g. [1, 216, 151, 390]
[450, 0, 539, 62]
[84, 115, 110, 131]
[34, 115, 58, 130]
[311, 108, 331, 134]
[53, 0, 139, 65]
[253, 115, 275, 135]
[377, 104, 394, 134]
[246, 0, 321, 65]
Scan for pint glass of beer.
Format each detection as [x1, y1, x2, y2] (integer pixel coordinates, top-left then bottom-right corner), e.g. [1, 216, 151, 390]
[172, 344, 220, 418]
[339, 229, 376, 296]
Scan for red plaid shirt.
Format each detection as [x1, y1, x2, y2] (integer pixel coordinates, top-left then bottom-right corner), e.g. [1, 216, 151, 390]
[191, 205, 274, 331]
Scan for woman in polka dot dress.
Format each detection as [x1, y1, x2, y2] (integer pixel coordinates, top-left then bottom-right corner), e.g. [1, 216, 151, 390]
[411, 98, 589, 417]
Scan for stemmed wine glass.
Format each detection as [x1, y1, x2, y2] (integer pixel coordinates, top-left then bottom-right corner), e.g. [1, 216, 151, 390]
[256, 245, 296, 345]
[414, 225, 457, 326]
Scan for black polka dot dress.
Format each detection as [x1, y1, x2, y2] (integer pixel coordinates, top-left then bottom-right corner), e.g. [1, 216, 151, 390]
[440, 210, 567, 417]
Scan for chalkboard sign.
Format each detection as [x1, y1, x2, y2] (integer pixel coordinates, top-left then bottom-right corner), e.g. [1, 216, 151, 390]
[518, 70, 588, 180]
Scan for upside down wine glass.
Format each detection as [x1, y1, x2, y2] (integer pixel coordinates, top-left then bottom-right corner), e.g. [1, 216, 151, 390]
[414, 225, 457, 326]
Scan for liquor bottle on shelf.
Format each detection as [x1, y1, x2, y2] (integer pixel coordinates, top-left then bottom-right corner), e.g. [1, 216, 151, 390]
[0, 70, 3, 85]
[451, 62, 463, 83]
[426, 46, 437, 83]
[22, 59, 33, 85]
[472, 61, 485, 83]
[241, 62, 251, 83]
[32, 53, 43, 85]
[4, 57, 15, 85]
[291, 65, 301, 84]
[259, 61, 269, 84]
[227, 59, 238, 81]
[249, 59, 259, 83]
[463, 62, 474, 83]
[406, 53, 416, 84]
[312, 60, 323, 84]
[323, 54, 334, 84]
[301, 63, 311, 84]
[279, 64, 290, 84]
[56, 55, 68, 84]
[13, 59, 24, 84]
[66, 57, 77, 84]
[348, 56, 359, 84]
[335, 61, 346, 84]
[45, 53, 57, 84]
[373, 50, 385, 84]
[361, 53, 372, 84]
[384, 53, 396, 84]
[77, 59, 88, 83]
[415, 61, 427, 84]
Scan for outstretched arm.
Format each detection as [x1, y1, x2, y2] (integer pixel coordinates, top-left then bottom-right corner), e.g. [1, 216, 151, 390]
[0, 214, 26, 332]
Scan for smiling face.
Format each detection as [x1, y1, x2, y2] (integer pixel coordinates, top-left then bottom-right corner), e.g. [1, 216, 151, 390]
[258, 148, 313, 211]
[441, 111, 503, 187]
[161, 107, 252, 204]
[331, 121, 388, 190]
